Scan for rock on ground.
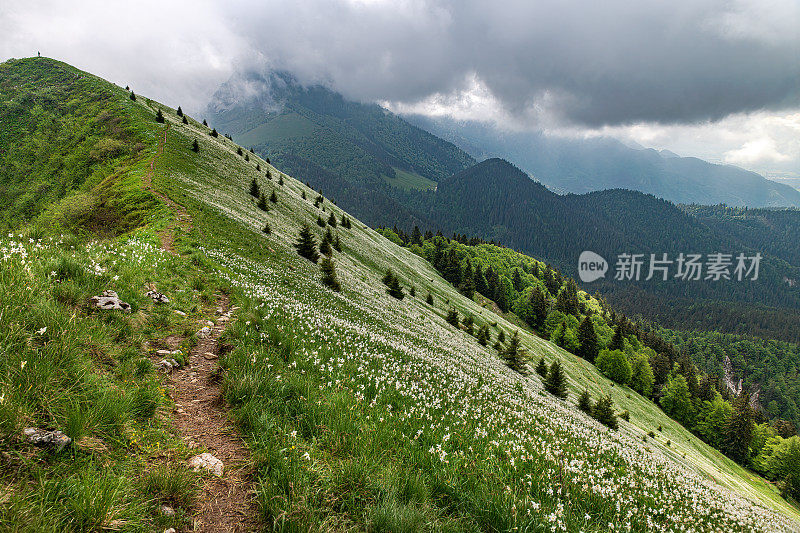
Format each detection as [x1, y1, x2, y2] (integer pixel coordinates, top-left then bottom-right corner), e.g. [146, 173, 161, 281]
[23, 428, 72, 452]
[90, 290, 131, 312]
[188, 452, 224, 477]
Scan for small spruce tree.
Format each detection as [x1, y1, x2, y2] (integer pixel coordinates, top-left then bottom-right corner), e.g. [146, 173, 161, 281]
[535, 357, 548, 378]
[476, 325, 488, 346]
[182, 115, 188, 124]
[426, 293, 434, 305]
[408, 285, 415, 297]
[237, 147, 243, 156]
[270, 190, 278, 203]
[333, 235, 342, 252]
[320, 257, 341, 292]
[130, 91, 136, 101]
[502, 331, 528, 375]
[317, 215, 326, 227]
[176, 106, 183, 117]
[383, 269, 396, 286]
[191, 139, 199, 152]
[245, 153, 250, 161]
[328, 212, 337, 227]
[262, 223, 271, 234]
[278, 175, 284, 186]
[250, 177, 260, 197]
[319, 236, 333, 257]
[578, 389, 593, 414]
[294, 225, 319, 263]
[576, 315, 599, 362]
[446, 308, 459, 327]
[592, 395, 619, 429]
[257, 194, 269, 212]
[545, 360, 568, 399]
[386, 276, 404, 300]
[202, 119, 208, 126]
[210, 128, 218, 137]
[256, 163, 261, 171]
[155, 109, 165, 123]
[463, 314, 475, 336]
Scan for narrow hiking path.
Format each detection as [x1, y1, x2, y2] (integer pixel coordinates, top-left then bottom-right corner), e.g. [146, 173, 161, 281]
[141, 122, 257, 530]
[167, 298, 258, 532]
[143, 124, 193, 254]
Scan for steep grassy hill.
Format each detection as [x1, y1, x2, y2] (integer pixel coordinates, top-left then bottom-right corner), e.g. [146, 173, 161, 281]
[1, 58, 798, 531]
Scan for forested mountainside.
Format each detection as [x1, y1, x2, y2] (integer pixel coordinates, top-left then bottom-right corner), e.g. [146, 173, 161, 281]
[2, 57, 798, 531]
[402, 158, 800, 342]
[405, 113, 800, 208]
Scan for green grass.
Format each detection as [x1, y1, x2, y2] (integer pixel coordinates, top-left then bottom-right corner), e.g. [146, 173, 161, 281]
[2, 56, 799, 531]
[383, 167, 437, 190]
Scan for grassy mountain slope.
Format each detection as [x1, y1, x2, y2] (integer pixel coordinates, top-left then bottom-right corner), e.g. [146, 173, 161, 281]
[2, 58, 798, 531]
[406, 114, 800, 208]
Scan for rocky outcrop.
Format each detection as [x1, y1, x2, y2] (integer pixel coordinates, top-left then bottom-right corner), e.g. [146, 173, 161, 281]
[23, 428, 72, 452]
[90, 290, 131, 312]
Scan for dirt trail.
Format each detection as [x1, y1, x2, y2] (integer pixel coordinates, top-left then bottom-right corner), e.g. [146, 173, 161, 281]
[142, 125, 193, 253]
[167, 300, 257, 532]
[142, 121, 256, 530]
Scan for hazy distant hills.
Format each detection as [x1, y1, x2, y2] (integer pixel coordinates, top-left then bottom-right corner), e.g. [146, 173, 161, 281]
[406, 115, 800, 208]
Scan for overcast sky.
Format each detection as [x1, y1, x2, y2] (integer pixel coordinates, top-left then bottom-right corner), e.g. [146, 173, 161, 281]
[2, 0, 798, 177]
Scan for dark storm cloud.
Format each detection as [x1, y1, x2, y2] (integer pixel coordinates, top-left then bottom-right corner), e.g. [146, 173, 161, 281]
[228, 0, 799, 127]
[2, 0, 797, 127]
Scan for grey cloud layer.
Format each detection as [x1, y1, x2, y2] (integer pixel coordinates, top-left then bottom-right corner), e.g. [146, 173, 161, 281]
[228, 0, 799, 127]
[1, 0, 797, 128]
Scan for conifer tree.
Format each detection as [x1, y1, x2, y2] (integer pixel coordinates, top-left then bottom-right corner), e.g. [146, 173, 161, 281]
[270, 190, 278, 203]
[426, 293, 434, 305]
[328, 212, 337, 227]
[576, 315, 599, 362]
[176, 106, 183, 117]
[531, 288, 549, 331]
[210, 128, 218, 137]
[320, 257, 341, 292]
[257, 194, 268, 212]
[256, 163, 261, 171]
[250, 177, 260, 197]
[130, 91, 136, 101]
[608, 325, 624, 351]
[245, 153, 250, 161]
[535, 357, 548, 378]
[182, 115, 188, 124]
[333, 235, 342, 252]
[191, 139, 199, 152]
[341, 216, 351, 229]
[545, 360, 568, 399]
[463, 314, 475, 336]
[408, 286, 415, 297]
[202, 119, 208, 126]
[724, 393, 753, 463]
[446, 308, 459, 327]
[155, 109, 165, 123]
[302, 191, 307, 200]
[266, 171, 272, 180]
[476, 325, 489, 346]
[319, 236, 333, 257]
[503, 331, 528, 375]
[383, 269, 396, 286]
[278, 175, 284, 186]
[294, 224, 319, 263]
[497, 329, 506, 345]
[593, 395, 619, 429]
[317, 215, 326, 227]
[237, 147, 243, 156]
[387, 276, 404, 300]
[262, 223, 271, 235]
[578, 389, 593, 414]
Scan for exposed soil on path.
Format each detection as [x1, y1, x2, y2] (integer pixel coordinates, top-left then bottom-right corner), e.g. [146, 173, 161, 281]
[142, 125, 193, 254]
[166, 297, 258, 532]
[142, 121, 257, 530]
